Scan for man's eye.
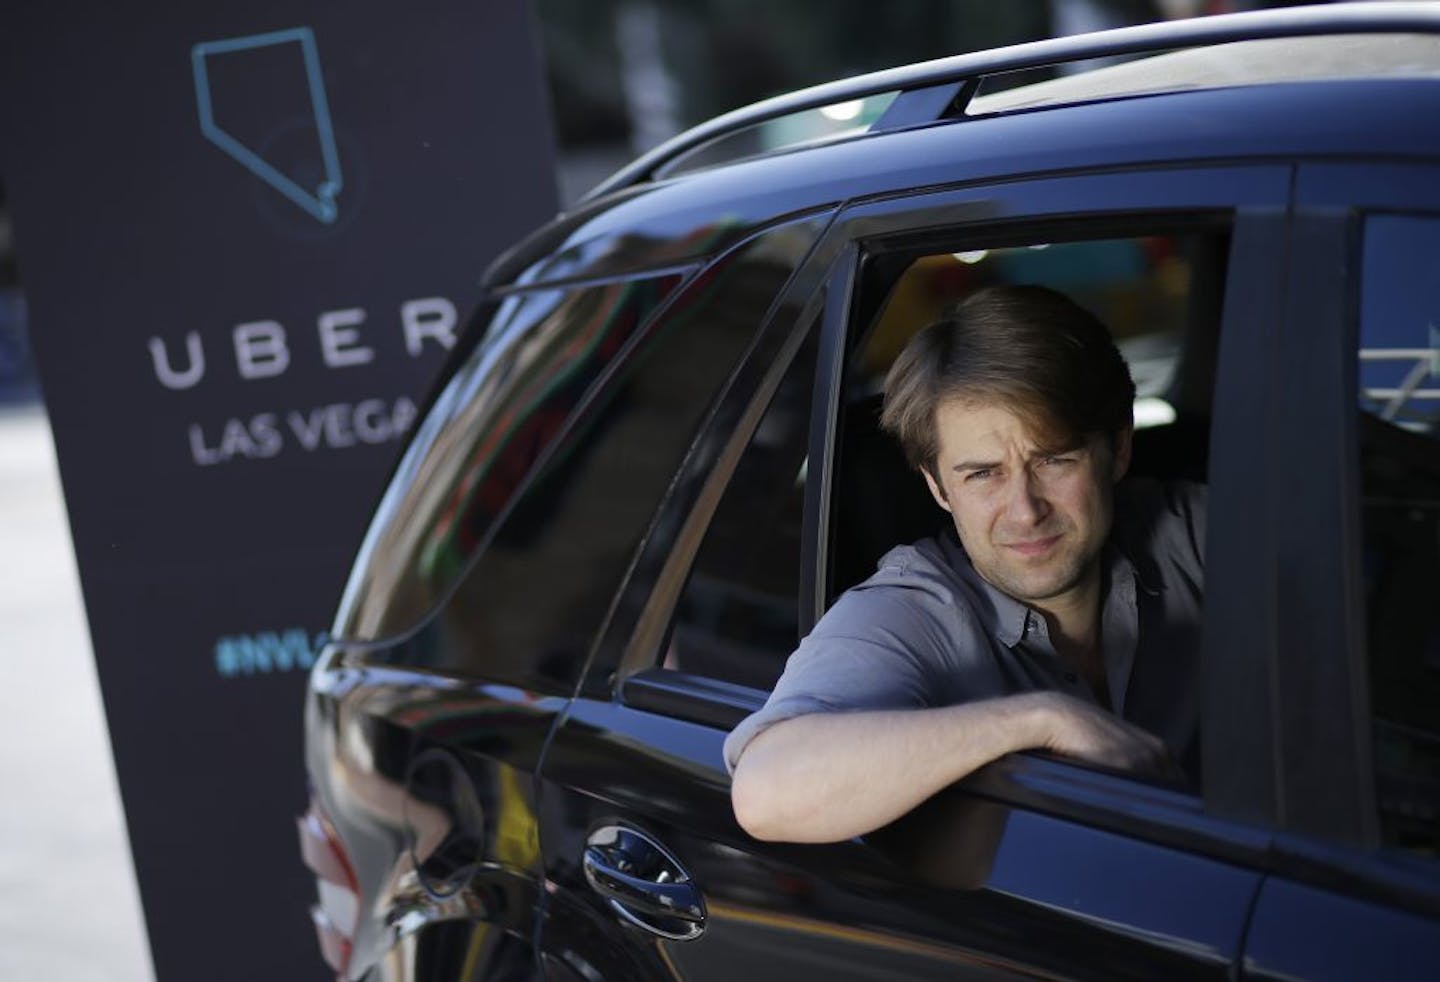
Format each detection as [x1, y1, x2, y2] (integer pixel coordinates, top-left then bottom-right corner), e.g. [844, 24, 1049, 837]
[1042, 455, 1075, 467]
[965, 469, 994, 482]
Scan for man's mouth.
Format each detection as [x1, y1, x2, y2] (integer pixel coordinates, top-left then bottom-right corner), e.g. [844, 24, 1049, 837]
[1001, 534, 1062, 558]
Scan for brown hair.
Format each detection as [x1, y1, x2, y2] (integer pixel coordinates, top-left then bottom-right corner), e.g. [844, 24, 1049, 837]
[880, 284, 1135, 477]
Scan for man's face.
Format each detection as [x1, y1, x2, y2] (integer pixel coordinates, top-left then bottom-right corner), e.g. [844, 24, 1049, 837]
[922, 399, 1131, 607]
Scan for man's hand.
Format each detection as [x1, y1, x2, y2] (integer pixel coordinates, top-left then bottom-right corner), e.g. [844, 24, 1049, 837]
[1022, 691, 1177, 777]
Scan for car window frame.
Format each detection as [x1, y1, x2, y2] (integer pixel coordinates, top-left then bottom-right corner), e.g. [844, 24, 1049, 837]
[1264, 161, 1440, 919]
[574, 206, 847, 697]
[598, 163, 1293, 859]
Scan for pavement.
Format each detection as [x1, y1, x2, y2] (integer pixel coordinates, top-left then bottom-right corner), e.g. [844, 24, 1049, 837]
[0, 405, 154, 981]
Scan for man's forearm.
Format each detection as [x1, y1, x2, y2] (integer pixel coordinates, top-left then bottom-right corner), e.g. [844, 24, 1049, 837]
[729, 694, 1049, 843]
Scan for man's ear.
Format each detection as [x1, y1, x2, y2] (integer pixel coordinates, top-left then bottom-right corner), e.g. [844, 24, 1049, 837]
[922, 466, 953, 514]
[1111, 426, 1134, 482]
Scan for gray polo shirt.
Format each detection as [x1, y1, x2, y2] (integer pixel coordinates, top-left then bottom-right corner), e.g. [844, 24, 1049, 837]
[723, 479, 1207, 776]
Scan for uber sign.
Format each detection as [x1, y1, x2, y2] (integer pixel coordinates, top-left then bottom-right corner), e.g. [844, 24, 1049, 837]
[0, 2, 557, 979]
[149, 297, 457, 464]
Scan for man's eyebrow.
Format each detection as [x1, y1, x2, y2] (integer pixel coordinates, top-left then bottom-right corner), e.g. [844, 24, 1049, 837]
[1036, 442, 1088, 457]
[950, 445, 1089, 471]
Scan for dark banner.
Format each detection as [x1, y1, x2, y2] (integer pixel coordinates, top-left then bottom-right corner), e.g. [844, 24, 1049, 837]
[0, 3, 557, 977]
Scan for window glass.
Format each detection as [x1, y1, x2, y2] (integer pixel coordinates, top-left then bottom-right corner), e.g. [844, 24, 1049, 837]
[334, 275, 683, 643]
[662, 328, 819, 690]
[1358, 214, 1440, 857]
[398, 215, 829, 689]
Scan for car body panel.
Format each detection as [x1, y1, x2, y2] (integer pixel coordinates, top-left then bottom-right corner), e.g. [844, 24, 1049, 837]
[538, 699, 1260, 981]
[1243, 877, 1440, 982]
[304, 659, 560, 978]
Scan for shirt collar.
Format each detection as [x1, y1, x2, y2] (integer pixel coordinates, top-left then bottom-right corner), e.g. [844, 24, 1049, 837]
[1100, 545, 1141, 714]
[938, 528, 1154, 651]
[938, 530, 1041, 648]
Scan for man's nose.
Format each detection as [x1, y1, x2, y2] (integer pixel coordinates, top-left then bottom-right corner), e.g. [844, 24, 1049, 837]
[1001, 470, 1049, 525]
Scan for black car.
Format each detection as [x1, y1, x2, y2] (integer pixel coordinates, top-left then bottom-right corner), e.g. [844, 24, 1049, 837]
[300, 6, 1440, 979]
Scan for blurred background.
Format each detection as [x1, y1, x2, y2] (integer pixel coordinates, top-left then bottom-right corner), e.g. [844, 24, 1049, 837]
[0, 1, 1325, 978]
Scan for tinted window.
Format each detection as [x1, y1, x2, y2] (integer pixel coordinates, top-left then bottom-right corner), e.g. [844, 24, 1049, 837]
[1358, 214, 1440, 857]
[334, 275, 683, 643]
[400, 216, 828, 687]
[663, 327, 819, 690]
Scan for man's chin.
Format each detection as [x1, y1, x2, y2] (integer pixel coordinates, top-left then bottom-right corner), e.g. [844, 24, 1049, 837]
[986, 562, 1086, 605]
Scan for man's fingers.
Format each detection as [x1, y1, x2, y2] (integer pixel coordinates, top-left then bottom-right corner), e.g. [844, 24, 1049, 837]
[1072, 708, 1168, 772]
[1033, 693, 1181, 779]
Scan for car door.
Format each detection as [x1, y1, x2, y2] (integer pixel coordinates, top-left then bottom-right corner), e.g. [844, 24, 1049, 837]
[1238, 163, 1440, 981]
[305, 206, 837, 979]
[535, 165, 1291, 981]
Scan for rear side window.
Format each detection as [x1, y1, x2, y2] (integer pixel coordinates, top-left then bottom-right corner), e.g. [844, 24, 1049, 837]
[1357, 214, 1440, 857]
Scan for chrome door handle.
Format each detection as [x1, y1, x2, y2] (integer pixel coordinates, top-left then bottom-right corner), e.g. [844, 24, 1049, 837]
[582, 848, 704, 922]
[582, 825, 706, 941]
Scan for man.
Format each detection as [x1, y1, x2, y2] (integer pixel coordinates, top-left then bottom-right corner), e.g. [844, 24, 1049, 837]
[726, 284, 1205, 844]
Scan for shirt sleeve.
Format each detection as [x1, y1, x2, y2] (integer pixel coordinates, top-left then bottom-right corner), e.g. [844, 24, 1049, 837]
[1119, 478, 1208, 579]
[1176, 480, 1207, 564]
[722, 577, 953, 773]
[1155, 479, 1207, 575]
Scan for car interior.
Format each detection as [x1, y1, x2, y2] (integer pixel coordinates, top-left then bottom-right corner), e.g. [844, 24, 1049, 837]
[831, 228, 1229, 601]
[666, 224, 1233, 718]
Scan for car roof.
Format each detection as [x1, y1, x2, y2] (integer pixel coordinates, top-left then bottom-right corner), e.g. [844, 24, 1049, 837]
[485, 2, 1440, 290]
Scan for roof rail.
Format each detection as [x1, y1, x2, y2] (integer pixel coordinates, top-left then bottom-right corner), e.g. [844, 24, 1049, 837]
[581, 1, 1440, 204]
